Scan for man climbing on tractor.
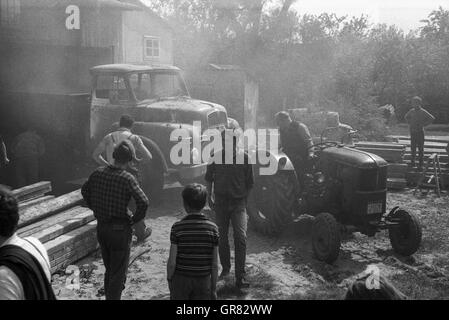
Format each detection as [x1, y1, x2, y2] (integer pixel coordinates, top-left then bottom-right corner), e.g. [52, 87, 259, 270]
[275, 111, 314, 185]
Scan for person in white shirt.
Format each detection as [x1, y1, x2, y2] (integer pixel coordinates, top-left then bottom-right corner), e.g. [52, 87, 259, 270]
[0, 185, 54, 300]
[92, 114, 153, 242]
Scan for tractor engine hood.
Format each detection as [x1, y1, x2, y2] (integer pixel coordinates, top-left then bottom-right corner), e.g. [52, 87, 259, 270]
[134, 98, 228, 128]
[321, 146, 388, 169]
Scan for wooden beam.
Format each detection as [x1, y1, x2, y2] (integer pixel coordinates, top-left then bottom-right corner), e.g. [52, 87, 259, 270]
[46, 221, 98, 274]
[45, 221, 97, 257]
[12, 181, 52, 203]
[18, 190, 83, 228]
[18, 206, 88, 237]
[25, 210, 94, 244]
[19, 196, 55, 211]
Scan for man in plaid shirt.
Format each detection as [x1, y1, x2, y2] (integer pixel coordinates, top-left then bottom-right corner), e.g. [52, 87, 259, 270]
[82, 140, 149, 300]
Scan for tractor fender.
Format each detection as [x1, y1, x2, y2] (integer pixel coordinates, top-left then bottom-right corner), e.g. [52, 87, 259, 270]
[387, 206, 401, 217]
[249, 148, 295, 174]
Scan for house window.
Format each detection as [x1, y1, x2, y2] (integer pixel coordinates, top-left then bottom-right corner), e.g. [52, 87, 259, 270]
[144, 36, 160, 59]
[0, 0, 20, 26]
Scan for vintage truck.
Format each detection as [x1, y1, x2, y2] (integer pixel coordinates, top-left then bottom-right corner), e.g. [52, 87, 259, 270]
[88, 64, 230, 200]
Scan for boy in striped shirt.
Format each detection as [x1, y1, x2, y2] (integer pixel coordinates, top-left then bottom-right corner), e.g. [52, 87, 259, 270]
[167, 184, 219, 300]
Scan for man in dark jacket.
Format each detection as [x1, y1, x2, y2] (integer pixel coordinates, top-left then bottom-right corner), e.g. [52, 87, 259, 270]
[205, 130, 254, 289]
[275, 111, 314, 182]
[82, 140, 149, 300]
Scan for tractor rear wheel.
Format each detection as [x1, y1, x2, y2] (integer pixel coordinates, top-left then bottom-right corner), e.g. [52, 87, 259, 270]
[247, 170, 296, 236]
[312, 212, 341, 263]
[388, 209, 422, 256]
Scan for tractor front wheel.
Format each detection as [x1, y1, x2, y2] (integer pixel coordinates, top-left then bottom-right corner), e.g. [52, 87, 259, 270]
[388, 209, 422, 256]
[312, 212, 341, 263]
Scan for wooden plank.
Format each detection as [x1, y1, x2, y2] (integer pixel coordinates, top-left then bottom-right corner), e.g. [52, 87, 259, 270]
[387, 178, 407, 190]
[18, 206, 88, 237]
[389, 135, 449, 143]
[405, 147, 447, 153]
[18, 190, 83, 228]
[12, 181, 52, 203]
[26, 210, 94, 244]
[45, 221, 97, 256]
[404, 154, 448, 162]
[48, 225, 98, 273]
[388, 164, 408, 174]
[354, 142, 406, 150]
[50, 238, 99, 274]
[19, 196, 55, 211]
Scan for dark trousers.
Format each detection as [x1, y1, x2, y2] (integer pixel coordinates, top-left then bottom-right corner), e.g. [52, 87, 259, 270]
[15, 156, 39, 188]
[215, 198, 247, 280]
[127, 167, 149, 241]
[97, 222, 132, 300]
[170, 273, 211, 300]
[410, 130, 425, 167]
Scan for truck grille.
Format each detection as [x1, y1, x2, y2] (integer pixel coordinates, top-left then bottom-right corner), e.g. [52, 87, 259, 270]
[359, 166, 387, 191]
[207, 111, 227, 128]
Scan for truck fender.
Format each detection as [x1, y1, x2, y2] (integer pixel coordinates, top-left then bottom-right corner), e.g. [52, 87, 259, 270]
[139, 136, 169, 173]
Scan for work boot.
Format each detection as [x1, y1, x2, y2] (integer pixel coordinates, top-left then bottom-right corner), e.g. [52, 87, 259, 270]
[219, 269, 230, 279]
[136, 226, 152, 243]
[236, 278, 250, 289]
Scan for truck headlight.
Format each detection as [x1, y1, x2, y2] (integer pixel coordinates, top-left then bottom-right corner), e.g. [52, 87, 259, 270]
[278, 156, 287, 170]
[315, 172, 325, 184]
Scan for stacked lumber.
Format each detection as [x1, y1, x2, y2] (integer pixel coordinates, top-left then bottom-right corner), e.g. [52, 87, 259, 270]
[13, 182, 98, 274]
[386, 164, 408, 190]
[13, 181, 52, 204]
[388, 135, 449, 189]
[354, 142, 406, 163]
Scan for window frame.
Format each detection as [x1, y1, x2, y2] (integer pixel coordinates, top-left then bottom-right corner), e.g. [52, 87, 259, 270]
[0, 0, 21, 27]
[143, 35, 161, 60]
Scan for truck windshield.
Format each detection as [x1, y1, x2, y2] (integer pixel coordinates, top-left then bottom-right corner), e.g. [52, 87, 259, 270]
[129, 72, 188, 101]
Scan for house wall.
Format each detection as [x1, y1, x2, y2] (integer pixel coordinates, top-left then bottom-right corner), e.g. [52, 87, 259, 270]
[121, 10, 173, 65]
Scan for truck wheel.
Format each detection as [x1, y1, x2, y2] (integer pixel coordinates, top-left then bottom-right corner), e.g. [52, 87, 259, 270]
[388, 209, 422, 256]
[140, 161, 164, 206]
[312, 212, 341, 263]
[247, 170, 296, 236]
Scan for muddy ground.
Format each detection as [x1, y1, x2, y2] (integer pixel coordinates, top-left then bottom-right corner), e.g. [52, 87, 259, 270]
[52, 186, 449, 300]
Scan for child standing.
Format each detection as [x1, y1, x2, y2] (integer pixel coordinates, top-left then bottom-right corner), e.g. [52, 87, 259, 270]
[167, 184, 219, 300]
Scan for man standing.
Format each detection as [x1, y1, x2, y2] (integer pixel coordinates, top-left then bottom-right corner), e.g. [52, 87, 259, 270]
[0, 185, 55, 300]
[404, 96, 435, 171]
[82, 141, 149, 300]
[205, 130, 254, 289]
[11, 127, 45, 188]
[93, 114, 152, 242]
[275, 111, 314, 182]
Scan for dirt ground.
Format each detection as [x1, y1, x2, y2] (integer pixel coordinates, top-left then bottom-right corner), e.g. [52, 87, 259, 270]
[52, 185, 449, 300]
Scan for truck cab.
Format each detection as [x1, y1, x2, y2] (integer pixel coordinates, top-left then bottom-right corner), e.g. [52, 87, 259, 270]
[89, 64, 229, 199]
